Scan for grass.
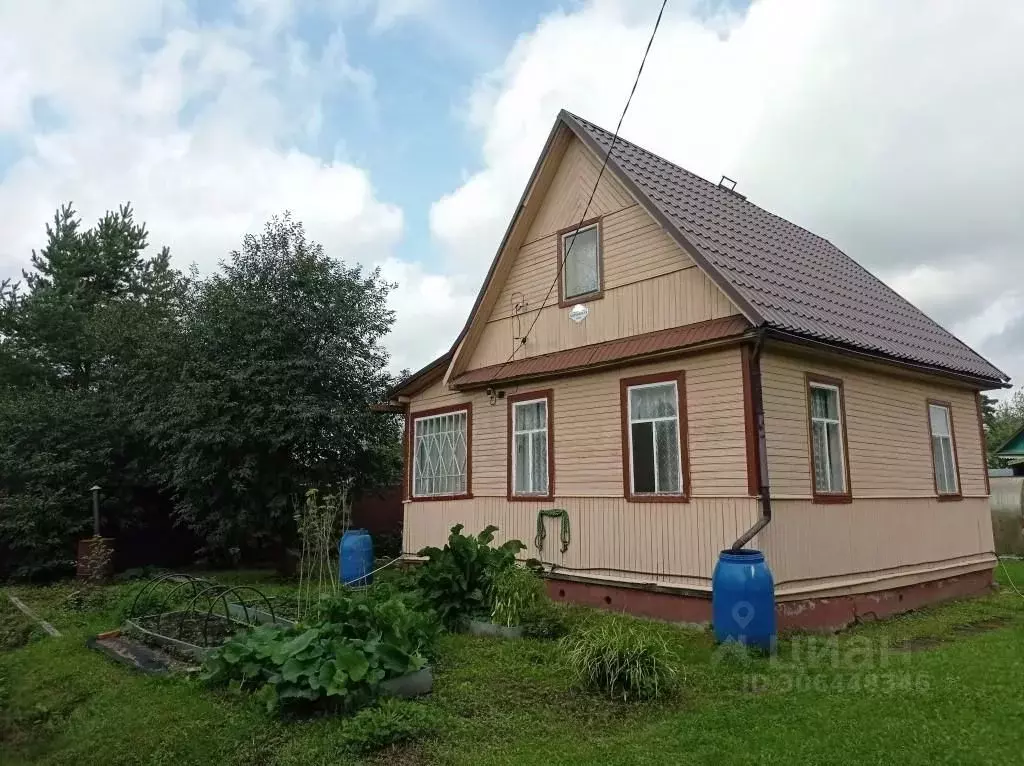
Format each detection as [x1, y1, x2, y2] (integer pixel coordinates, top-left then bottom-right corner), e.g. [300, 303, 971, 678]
[1, 562, 1023, 765]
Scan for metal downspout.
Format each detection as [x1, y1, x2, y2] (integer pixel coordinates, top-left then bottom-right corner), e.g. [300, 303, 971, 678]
[732, 331, 772, 550]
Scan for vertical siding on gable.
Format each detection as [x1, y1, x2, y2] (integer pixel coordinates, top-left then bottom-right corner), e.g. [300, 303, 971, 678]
[461, 136, 740, 373]
[524, 138, 634, 243]
[471, 266, 738, 370]
[760, 347, 987, 498]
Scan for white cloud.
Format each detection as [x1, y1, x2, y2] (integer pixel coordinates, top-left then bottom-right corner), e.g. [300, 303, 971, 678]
[432, 0, 1024, 386]
[377, 258, 475, 373]
[0, 0, 466, 374]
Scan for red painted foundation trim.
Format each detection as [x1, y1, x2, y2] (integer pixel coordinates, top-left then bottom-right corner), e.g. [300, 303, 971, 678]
[776, 568, 995, 632]
[545, 567, 995, 632]
[546, 577, 711, 624]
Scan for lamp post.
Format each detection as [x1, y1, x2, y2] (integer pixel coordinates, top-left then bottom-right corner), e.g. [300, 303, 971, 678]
[90, 485, 101, 537]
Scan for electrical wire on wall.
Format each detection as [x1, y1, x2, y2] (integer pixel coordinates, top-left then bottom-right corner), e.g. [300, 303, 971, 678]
[998, 557, 1024, 598]
[484, 0, 670, 393]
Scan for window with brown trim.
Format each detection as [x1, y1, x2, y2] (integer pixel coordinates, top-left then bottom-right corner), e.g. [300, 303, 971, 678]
[620, 371, 689, 502]
[927, 400, 961, 498]
[507, 390, 554, 500]
[806, 374, 852, 502]
[410, 404, 472, 500]
[557, 218, 603, 306]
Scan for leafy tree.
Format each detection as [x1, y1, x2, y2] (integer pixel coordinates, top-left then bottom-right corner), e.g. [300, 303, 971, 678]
[983, 391, 1024, 468]
[0, 205, 181, 578]
[140, 214, 401, 561]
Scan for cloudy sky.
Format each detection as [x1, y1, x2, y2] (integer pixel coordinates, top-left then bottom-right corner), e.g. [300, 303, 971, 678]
[2, 0, 1022, 389]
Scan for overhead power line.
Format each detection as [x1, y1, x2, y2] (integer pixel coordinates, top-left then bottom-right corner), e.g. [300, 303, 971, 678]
[486, 0, 670, 387]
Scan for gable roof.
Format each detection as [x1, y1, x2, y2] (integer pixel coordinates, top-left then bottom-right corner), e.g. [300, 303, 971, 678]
[995, 422, 1024, 458]
[393, 109, 1008, 397]
[565, 111, 1007, 386]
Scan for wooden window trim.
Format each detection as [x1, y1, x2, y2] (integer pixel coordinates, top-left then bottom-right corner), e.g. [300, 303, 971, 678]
[556, 217, 604, 308]
[506, 389, 555, 502]
[926, 399, 963, 502]
[619, 370, 690, 503]
[408, 402, 473, 502]
[974, 392, 990, 496]
[805, 373, 853, 504]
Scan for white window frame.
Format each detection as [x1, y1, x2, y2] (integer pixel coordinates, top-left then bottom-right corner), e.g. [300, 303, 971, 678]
[561, 223, 601, 300]
[809, 381, 848, 494]
[928, 402, 960, 496]
[627, 380, 683, 496]
[511, 397, 549, 496]
[411, 408, 469, 498]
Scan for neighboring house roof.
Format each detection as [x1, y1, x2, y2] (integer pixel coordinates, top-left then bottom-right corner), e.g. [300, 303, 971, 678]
[995, 422, 1024, 458]
[392, 109, 1008, 397]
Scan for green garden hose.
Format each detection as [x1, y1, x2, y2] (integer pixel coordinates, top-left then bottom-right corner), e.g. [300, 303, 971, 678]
[535, 509, 570, 554]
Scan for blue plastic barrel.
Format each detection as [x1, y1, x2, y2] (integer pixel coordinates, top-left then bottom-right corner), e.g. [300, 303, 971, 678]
[712, 548, 776, 651]
[339, 529, 374, 587]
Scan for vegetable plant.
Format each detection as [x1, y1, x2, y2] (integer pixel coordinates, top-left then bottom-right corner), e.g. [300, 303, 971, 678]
[416, 524, 525, 630]
[201, 592, 432, 714]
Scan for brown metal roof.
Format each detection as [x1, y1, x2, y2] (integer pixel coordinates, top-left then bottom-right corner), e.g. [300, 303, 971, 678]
[563, 111, 1009, 386]
[452, 315, 750, 388]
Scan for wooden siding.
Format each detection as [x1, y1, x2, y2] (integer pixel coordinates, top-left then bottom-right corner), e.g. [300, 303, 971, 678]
[493, 205, 697, 322]
[760, 347, 988, 499]
[406, 348, 752, 588]
[461, 136, 739, 372]
[404, 496, 759, 590]
[524, 137, 634, 244]
[762, 497, 995, 593]
[411, 348, 749, 498]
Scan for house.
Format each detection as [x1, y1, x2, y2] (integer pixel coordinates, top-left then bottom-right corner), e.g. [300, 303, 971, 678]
[993, 424, 1024, 475]
[387, 110, 1008, 631]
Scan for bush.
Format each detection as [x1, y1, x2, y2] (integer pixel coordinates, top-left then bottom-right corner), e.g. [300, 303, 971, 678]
[491, 565, 545, 628]
[202, 591, 432, 714]
[520, 600, 570, 640]
[416, 525, 525, 631]
[560, 615, 678, 701]
[0, 598, 42, 651]
[339, 698, 441, 753]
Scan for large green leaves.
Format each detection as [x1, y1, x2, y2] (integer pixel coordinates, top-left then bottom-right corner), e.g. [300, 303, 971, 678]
[202, 590, 433, 715]
[416, 525, 527, 630]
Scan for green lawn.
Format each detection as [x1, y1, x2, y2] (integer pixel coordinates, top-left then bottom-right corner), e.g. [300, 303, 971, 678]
[2, 562, 1023, 765]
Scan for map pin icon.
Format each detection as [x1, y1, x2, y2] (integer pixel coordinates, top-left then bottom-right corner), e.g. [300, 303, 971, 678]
[732, 600, 755, 629]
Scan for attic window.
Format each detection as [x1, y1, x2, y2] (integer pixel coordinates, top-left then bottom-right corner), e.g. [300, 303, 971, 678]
[559, 220, 602, 304]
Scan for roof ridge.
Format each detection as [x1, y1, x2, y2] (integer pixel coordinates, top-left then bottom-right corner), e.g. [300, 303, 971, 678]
[562, 109, 1007, 384]
[564, 110, 839, 253]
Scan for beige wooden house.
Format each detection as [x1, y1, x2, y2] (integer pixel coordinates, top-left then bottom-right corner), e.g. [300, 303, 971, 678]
[387, 110, 1007, 630]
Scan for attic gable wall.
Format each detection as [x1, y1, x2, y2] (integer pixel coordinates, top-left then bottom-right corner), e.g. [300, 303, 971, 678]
[460, 135, 740, 372]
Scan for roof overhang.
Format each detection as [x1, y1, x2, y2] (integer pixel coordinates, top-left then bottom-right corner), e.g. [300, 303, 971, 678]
[452, 315, 752, 389]
[388, 351, 452, 399]
[763, 328, 1009, 390]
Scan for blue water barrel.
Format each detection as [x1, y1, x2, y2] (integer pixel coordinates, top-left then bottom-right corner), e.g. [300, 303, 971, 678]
[339, 529, 374, 587]
[712, 548, 776, 651]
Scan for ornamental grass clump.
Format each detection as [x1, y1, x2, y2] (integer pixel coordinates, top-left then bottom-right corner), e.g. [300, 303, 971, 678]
[491, 564, 546, 628]
[560, 615, 679, 701]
